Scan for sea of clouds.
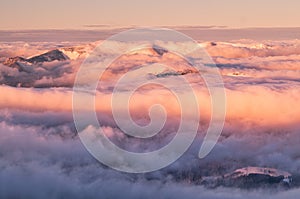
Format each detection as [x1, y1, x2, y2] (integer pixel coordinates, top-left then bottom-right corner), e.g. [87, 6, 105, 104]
[0, 35, 300, 198]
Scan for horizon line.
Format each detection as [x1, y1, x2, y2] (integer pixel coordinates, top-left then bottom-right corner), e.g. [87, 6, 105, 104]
[1, 26, 300, 32]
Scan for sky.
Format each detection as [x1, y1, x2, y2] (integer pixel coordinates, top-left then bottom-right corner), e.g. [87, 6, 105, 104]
[1, 0, 300, 29]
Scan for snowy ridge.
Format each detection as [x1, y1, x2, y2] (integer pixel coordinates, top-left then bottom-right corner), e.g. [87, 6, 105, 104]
[227, 167, 291, 178]
[225, 166, 293, 185]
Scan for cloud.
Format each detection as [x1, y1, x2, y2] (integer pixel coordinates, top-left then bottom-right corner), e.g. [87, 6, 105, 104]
[1, 115, 300, 199]
[205, 40, 300, 58]
[1, 38, 300, 198]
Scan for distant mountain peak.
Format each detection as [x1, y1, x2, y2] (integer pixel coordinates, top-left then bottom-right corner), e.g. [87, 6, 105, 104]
[2, 49, 69, 72]
[152, 45, 168, 56]
[27, 49, 69, 63]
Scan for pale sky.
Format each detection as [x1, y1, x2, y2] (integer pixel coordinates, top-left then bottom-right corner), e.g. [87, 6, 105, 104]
[1, 0, 300, 29]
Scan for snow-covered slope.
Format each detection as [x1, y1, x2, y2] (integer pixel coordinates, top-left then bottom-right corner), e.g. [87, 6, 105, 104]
[201, 167, 293, 189]
[224, 167, 293, 186]
[227, 167, 291, 179]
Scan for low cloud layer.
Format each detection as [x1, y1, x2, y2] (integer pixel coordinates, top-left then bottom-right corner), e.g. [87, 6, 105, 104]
[1, 112, 300, 199]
